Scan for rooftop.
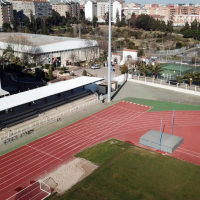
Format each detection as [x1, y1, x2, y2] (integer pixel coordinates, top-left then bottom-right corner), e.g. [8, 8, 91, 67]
[0, 76, 104, 112]
[0, 33, 98, 54]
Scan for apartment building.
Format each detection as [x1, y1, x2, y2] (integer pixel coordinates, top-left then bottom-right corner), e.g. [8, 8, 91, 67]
[173, 14, 200, 26]
[85, 0, 96, 21]
[51, 1, 79, 17]
[0, 0, 13, 27]
[123, 3, 148, 18]
[96, 0, 124, 23]
[49, 0, 80, 18]
[11, 0, 52, 19]
[147, 3, 200, 25]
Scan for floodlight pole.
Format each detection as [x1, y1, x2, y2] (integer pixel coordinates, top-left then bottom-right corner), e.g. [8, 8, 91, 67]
[107, 0, 112, 102]
[171, 109, 174, 135]
[159, 118, 162, 150]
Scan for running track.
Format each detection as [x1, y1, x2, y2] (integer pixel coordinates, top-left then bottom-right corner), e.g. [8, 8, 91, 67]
[1, 101, 200, 199]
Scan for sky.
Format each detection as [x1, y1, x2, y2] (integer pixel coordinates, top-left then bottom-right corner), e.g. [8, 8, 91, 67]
[127, 0, 199, 5]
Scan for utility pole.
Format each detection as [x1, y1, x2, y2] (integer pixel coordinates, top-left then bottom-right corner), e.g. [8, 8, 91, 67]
[107, 0, 112, 102]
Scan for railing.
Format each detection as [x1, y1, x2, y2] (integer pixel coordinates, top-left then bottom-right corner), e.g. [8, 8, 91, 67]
[128, 76, 200, 97]
[0, 98, 100, 144]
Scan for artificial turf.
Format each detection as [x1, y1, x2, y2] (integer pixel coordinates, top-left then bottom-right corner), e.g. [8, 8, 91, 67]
[47, 139, 200, 200]
[123, 97, 200, 112]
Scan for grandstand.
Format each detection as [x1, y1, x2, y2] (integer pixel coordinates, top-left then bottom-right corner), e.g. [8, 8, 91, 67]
[0, 77, 103, 131]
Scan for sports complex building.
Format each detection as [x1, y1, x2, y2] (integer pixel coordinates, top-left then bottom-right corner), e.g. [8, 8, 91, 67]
[0, 33, 100, 67]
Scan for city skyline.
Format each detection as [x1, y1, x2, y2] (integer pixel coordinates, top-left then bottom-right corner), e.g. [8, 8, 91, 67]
[126, 0, 200, 5]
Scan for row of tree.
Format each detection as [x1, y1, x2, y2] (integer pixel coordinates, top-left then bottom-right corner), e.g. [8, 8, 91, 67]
[180, 20, 200, 40]
[114, 13, 174, 33]
[136, 62, 200, 86]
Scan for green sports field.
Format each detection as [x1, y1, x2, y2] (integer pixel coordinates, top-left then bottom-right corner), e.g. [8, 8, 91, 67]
[47, 140, 200, 200]
[161, 63, 200, 77]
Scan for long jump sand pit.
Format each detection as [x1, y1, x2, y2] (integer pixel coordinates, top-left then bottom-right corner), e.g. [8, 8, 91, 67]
[42, 158, 98, 194]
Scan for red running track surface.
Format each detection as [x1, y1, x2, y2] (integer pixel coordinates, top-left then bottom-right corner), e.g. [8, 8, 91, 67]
[1, 101, 200, 199]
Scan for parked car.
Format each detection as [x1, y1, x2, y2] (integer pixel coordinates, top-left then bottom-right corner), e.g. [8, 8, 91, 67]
[91, 64, 100, 69]
[166, 80, 181, 85]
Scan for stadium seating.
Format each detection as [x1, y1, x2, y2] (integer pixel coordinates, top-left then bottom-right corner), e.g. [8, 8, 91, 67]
[0, 90, 95, 130]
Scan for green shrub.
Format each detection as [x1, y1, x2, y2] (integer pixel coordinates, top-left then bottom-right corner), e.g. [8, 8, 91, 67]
[82, 70, 87, 76]
[121, 64, 128, 74]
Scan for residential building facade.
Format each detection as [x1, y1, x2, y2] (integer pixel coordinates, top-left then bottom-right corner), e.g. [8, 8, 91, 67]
[11, 0, 52, 20]
[0, 0, 13, 27]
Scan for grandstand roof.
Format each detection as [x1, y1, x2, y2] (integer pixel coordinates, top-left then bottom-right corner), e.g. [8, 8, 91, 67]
[0, 76, 103, 111]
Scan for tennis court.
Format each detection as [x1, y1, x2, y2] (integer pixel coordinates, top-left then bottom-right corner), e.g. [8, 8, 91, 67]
[1, 101, 200, 199]
[161, 63, 200, 76]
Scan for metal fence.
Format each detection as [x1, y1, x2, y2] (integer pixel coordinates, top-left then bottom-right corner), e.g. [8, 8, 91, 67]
[155, 47, 186, 55]
[0, 98, 100, 144]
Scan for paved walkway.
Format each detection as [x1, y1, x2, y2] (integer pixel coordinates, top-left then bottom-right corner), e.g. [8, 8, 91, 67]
[1, 80, 200, 154]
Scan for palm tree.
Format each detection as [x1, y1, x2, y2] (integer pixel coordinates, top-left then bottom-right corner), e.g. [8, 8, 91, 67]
[184, 71, 195, 86]
[148, 63, 163, 79]
[176, 75, 183, 83]
[137, 62, 148, 77]
[194, 72, 200, 87]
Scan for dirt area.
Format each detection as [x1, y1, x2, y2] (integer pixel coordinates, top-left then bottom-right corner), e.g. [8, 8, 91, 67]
[42, 158, 98, 194]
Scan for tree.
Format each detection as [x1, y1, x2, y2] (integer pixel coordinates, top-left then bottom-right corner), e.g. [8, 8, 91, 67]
[121, 64, 128, 74]
[70, 52, 77, 67]
[129, 13, 136, 28]
[166, 20, 173, 33]
[2, 22, 11, 32]
[194, 72, 200, 86]
[82, 69, 87, 76]
[148, 63, 163, 79]
[176, 76, 183, 83]
[191, 19, 198, 31]
[184, 71, 195, 86]
[92, 16, 98, 28]
[104, 12, 109, 25]
[49, 68, 53, 80]
[116, 9, 120, 24]
[137, 63, 148, 77]
[138, 49, 144, 57]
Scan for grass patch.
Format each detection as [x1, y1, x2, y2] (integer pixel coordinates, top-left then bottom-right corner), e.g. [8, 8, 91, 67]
[162, 56, 182, 60]
[47, 140, 200, 200]
[123, 97, 200, 112]
[75, 139, 126, 165]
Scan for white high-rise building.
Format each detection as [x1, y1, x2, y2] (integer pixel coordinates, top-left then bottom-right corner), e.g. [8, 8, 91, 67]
[113, 1, 121, 23]
[85, 0, 96, 21]
[96, 0, 123, 23]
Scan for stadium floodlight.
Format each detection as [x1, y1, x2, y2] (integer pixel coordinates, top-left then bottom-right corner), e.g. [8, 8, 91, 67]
[107, 0, 112, 102]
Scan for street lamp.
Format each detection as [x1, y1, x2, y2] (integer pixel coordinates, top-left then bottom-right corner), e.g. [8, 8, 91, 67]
[190, 78, 193, 88]
[194, 48, 197, 72]
[180, 55, 182, 76]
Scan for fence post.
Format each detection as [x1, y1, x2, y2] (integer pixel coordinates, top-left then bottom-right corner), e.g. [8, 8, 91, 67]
[138, 76, 139, 80]
[177, 83, 178, 88]
[195, 86, 197, 91]
[169, 81, 170, 85]
[186, 84, 187, 90]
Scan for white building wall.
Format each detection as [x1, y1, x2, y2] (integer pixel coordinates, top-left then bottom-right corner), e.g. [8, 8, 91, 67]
[123, 50, 138, 61]
[85, 1, 93, 21]
[113, 1, 121, 23]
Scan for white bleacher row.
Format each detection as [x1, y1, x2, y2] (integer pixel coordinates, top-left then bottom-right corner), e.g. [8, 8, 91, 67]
[0, 94, 101, 144]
